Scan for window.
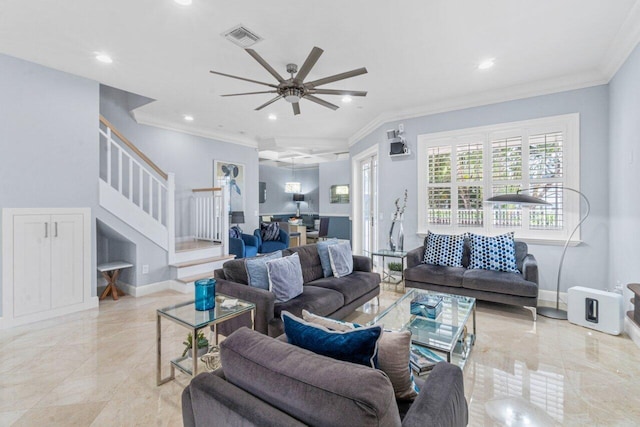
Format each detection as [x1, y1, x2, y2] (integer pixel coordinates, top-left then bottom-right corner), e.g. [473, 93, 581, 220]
[417, 114, 580, 242]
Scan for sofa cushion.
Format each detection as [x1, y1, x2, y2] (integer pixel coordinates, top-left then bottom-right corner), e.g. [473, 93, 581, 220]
[468, 232, 519, 273]
[462, 269, 538, 297]
[274, 286, 345, 319]
[404, 264, 466, 288]
[283, 245, 324, 283]
[220, 327, 401, 427]
[246, 250, 282, 290]
[307, 271, 381, 305]
[423, 232, 465, 267]
[328, 241, 354, 278]
[282, 311, 382, 368]
[222, 258, 249, 285]
[317, 238, 340, 277]
[266, 253, 304, 303]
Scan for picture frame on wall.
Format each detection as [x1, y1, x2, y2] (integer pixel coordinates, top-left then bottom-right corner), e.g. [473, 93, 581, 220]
[330, 184, 350, 203]
[214, 160, 245, 213]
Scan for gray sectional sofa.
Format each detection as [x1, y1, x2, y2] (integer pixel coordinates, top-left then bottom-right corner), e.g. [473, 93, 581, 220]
[214, 244, 381, 337]
[405, 240, 539, 319]
[182, 327, 469, 427]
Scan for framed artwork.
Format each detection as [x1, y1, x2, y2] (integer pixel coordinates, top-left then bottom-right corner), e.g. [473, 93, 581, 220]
[214, 160, 245, 213]
[330, 184, 350, 203]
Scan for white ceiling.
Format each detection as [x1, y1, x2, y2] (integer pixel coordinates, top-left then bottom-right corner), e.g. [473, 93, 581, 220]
[1, 0, 639, 165]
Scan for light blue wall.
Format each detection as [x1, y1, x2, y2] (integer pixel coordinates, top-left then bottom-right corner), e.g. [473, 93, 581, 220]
[351, 85, 610, 293]
[319, 160, 351, 217]
[0, 54, 100, 315]
[99, 85, 260, 286]
[259, 164, 319, 216]
[609, 43, 640, 290]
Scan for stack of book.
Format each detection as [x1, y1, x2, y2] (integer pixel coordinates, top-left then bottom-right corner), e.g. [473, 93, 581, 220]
[409, 344, 445, 375]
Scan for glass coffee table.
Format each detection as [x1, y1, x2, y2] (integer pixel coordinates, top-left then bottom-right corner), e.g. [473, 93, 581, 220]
[156, 294, 255, 385]
[368, 289, 476, 368]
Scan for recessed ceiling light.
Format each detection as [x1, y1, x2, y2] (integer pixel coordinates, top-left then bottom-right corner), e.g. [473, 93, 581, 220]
[174, 0, 192, 5]
[184, 115, 194, 121]
[268, 114, 277, 121]
[478, 59, 495, 70]
[342, 96, 352, 103]
[95, 53, 113, 64]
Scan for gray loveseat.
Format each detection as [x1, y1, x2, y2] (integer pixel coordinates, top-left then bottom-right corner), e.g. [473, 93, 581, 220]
[214, 244, 381, 337]
[405, 240, 539, 320]
[182, 327, 468, 427]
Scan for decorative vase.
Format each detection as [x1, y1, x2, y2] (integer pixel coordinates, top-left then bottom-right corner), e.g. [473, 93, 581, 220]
[195, 278, 216, 311]
[397, 221, 404, 252]
[187, 346, 209, 359]
[389, 218, 404, 252]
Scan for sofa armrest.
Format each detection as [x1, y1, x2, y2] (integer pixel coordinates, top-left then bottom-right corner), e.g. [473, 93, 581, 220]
[216, 278, 275, 335]
[522, 254, 539, 284]
[353, 255, 372, 272]
[229, 237, 244, 258]
[402, 362, 468, 427]
[278, 228, 290, 246]
[242, 233, 259, 248]
[406, 246, 425, 268]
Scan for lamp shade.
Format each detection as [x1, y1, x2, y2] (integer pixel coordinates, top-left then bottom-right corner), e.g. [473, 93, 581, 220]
[486, 194, 550, 206]
[293, 193, 305, 202]
[230, 211, 245, 224]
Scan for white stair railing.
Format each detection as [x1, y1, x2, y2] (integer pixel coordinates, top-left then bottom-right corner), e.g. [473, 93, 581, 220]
[192, 187, 228, 250]
[98, 116, 175, 252]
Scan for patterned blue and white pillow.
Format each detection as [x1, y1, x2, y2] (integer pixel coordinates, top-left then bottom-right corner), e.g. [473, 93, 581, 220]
[422, 231, 465, 267]
[260, 222, 280, 241]
[468, 232, 519, 273]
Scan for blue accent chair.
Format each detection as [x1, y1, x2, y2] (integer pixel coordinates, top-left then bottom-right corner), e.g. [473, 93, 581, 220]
[229, 233, 259, 259]
[254, 228, 289, 254]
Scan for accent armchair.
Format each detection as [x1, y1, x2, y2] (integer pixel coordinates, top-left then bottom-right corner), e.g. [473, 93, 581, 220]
[254, 228, 289, 253]
[229, 233, 259, 259]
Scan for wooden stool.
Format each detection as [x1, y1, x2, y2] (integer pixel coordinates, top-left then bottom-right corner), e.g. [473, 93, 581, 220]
[98, 261, 133, 300]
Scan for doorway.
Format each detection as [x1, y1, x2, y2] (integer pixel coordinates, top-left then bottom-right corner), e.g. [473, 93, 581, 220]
[351, 146, 378, 256]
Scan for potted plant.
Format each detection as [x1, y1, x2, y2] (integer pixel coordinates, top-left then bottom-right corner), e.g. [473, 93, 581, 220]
[388, 262, 403, 278]
[182, 331, 209, 358]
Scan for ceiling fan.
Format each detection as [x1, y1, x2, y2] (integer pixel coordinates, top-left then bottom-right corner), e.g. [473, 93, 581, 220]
[210, 46, 367, 115]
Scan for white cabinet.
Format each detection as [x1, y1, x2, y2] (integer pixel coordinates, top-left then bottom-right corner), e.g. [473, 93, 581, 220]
[2, 208, 94, 328]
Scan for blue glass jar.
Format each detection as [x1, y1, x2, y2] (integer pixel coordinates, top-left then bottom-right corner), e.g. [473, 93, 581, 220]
[195, 278, 216, 311]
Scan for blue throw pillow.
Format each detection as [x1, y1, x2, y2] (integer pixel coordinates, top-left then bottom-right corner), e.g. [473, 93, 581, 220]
[229, 226, 242, 239]
[422, 231, 465, 267]
[266, 253, 304, 302]
[282, 311, 382, 368]
[245, 251, 282, 290]
[317, 239, 339, 277]
[468, 232, 519, 273]
[328, 241, 354, 278]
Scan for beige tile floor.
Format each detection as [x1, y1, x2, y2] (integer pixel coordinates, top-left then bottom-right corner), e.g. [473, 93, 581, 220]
[1, 286, 639, 426]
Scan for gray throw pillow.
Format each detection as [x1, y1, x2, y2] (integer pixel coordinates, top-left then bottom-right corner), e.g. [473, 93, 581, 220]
[245, 251, 282, 290]
[266, 253, 304, 302]
[328, 241, 353, 278]
[317, 238, 339, 277]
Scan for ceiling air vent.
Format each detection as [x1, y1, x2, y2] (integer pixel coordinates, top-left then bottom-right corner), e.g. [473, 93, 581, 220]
[222, 25, 262, 48]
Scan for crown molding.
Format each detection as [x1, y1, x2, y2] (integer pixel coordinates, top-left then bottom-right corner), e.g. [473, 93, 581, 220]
[599, 0, 640, 80]
[348, 70, 607, 146]
[132, 110, 259, 148]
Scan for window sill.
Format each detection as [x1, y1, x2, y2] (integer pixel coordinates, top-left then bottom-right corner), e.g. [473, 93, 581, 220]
[416, 232, 582, 247]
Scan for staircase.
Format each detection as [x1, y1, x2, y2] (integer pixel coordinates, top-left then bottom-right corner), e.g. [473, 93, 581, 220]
[98, 116, 231, 292]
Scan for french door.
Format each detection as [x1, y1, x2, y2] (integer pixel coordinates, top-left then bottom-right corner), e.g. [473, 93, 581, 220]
[360, 154, 378, 256]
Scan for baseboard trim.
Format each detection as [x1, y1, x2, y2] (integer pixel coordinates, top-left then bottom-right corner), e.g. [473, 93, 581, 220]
[98, 279, 193, 297]
[538, 290, 568, 304]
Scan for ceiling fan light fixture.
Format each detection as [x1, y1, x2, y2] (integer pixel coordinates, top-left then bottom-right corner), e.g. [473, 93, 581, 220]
[283, 87, 303, 103]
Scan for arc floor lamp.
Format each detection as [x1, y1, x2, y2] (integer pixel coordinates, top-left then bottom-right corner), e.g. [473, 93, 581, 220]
[487, 187, 590, 320]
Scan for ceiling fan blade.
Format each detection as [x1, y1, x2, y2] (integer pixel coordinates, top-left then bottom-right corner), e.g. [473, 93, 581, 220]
[292, 102, 301, 115]
[293, 47, 324, 84]
[210, 70, 278, 88]
[304, 95, 339, 111]
[309, 89, 367, 97]
[245, 49, 285, 83]
[254, 95, 283, 111]
[221, 90, 278, 97]
[305, 67, 368, 88]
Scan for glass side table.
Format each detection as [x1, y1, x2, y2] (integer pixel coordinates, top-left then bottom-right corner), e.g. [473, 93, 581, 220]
[371, 249, 408, 291]
[156, 294, 255, 386]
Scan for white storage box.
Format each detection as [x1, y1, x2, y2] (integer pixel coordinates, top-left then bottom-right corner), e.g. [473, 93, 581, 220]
[567, 286, 623, 335]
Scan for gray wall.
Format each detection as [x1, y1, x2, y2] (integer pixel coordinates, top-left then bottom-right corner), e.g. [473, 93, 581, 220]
[99, 85, 260, 286]
[319, 160, 352, 240]
[0, 54, 100, 315]
[259, 164, 319, 216]
[609, 42, 640, 291]
[350, 85, 610, 293]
